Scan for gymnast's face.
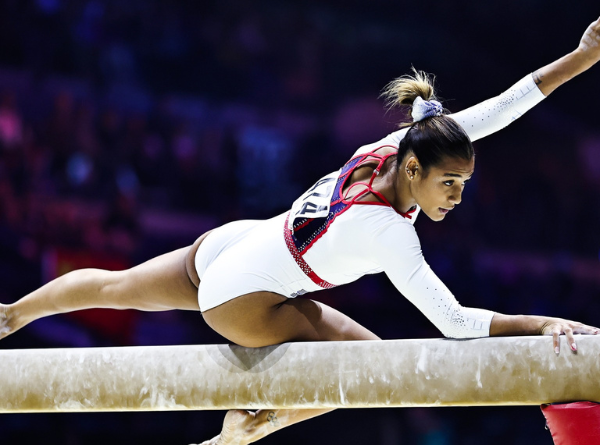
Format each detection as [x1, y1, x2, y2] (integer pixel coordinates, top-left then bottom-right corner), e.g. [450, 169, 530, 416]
[407, 156, 474, 222]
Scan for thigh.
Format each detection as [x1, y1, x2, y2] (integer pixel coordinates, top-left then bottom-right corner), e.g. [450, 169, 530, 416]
[112, 246, 200, 311]
[202, 292, 380, 348]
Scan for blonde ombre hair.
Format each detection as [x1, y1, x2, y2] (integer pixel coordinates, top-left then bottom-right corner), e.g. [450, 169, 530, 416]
[380, 68, 440, 128]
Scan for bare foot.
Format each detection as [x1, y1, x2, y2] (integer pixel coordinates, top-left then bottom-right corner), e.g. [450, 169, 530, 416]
[0, 304, 12, 340]
[192, 410, 259, 445]
[0, 304, 24, 340]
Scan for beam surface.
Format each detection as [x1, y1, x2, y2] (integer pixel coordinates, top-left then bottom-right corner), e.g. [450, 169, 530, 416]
[1, 336, 599, 412]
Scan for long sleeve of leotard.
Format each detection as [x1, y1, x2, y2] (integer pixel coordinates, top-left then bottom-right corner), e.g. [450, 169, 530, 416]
[449, 74, 546, 142]
[385, 74, 546, 146]
[369, 217, 494, 338]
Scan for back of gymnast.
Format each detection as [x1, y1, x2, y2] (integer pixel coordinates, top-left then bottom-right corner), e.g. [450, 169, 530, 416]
[2, 16, 600, 445]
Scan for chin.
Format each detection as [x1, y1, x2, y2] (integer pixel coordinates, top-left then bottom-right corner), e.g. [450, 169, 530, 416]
[425, 211, 446, 222]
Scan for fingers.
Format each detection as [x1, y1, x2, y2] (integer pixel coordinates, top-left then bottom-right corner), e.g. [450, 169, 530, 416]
[572, 323, 600, 335]
[546, 321, 600, 355]
[552, 327, 561, 355]
[564, 326, 577, 353]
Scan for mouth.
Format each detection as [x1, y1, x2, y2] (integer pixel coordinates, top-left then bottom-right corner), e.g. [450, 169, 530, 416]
[439, 207, 452, 215]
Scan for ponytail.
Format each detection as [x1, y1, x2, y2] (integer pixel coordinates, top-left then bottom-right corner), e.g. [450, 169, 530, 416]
[381, 68, 438, 125]
[381, 68, 474, 172]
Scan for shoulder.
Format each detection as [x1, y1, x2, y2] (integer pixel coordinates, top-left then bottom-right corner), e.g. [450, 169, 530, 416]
[342, 205, 419, 243]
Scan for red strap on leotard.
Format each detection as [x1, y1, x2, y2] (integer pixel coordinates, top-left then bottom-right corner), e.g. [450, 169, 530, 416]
[283, 213, 336, 289]
[340, 150, 415, 219]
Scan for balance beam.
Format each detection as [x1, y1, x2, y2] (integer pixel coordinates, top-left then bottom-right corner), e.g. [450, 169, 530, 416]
[1, 336, 599, 413]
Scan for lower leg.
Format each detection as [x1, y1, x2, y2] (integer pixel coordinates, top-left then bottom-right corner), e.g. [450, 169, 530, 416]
[2, 268, 127, 337]
[4, 268, 170, 328]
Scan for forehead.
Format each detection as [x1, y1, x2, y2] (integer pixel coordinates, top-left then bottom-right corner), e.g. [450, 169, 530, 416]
[429, 157, 475, 176]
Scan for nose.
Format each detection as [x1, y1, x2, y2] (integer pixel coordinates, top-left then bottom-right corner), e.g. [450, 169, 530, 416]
[449, 187, 462, 205]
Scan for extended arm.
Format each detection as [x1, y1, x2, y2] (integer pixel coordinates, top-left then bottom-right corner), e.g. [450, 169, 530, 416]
[372, 221, 599, 350]
[383, 16, 600, 147]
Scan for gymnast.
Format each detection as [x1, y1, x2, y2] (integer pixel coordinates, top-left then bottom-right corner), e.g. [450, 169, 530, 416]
[1, 16, 600, 445]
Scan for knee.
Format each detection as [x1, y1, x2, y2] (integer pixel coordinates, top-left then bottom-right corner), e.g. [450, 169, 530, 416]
[64, 268, 126, 300]
[64, 268, 113, 287]
[93, 269, 130, 303]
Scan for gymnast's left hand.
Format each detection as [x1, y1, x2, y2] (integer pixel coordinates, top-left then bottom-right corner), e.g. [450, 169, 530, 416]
[538, 317, 600, 355]
[577, 16, 600, 63]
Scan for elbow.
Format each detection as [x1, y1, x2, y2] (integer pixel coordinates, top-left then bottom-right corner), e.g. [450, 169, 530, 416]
[439, 328, 484, 340]
[436, 316, 492, 339]
[438, 327, 470, 340]
[435, 306, 494, 339]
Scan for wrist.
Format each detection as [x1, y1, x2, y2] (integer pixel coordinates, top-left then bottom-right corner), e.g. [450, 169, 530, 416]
[526, 315, 551, 335]
[535, 49, 595, 96]
[569, 47, 598, 69]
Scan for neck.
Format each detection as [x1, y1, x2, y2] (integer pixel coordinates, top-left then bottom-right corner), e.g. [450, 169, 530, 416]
[380, 162, 417, 215]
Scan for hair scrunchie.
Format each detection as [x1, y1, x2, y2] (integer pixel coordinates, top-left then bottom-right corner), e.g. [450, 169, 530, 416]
[411, 96, 443, 122]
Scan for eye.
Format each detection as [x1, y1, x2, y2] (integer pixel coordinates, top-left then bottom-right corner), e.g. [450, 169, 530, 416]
[443, 178, 470, 187]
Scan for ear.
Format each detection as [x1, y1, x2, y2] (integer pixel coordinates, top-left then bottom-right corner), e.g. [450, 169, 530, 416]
[404, 156, 420, 180]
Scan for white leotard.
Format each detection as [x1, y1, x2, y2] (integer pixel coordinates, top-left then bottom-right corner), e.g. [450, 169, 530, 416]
[196, 74, 545, 338]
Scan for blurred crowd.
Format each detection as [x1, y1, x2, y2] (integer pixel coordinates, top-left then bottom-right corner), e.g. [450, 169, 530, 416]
[1, 1, 600, 444]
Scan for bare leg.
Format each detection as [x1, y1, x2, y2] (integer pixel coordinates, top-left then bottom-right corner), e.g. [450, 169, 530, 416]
[0, 245, 200, 340]
[197, 292, 381, 444]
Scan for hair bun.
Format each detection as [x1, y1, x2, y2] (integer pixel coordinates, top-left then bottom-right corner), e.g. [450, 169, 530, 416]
[411, 97, 444, 122]
[380, 68, 437, 110]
